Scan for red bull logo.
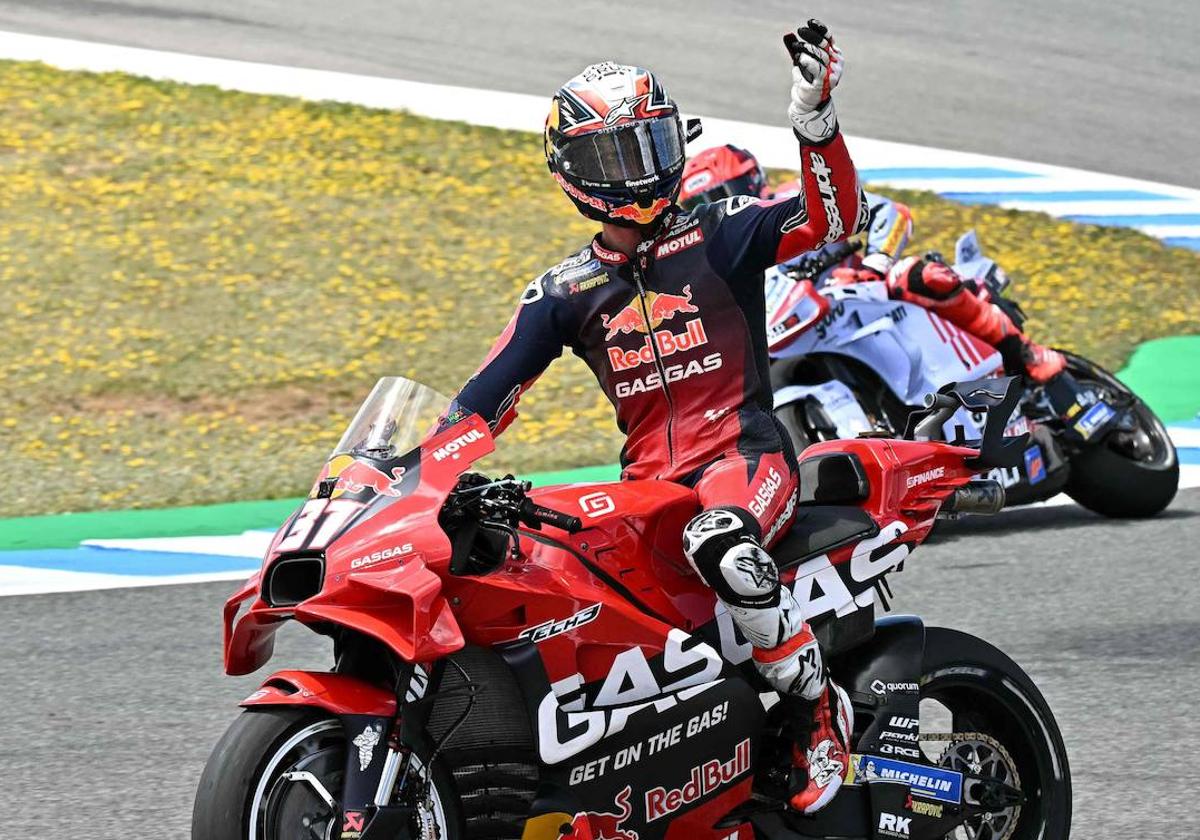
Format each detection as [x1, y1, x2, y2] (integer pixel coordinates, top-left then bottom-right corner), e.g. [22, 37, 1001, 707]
[610, 198, 670, 225]
[311, 454, 407, 499]
[608, 318, 708, 372]
[602, 286, 699, 340]
[644, 738, 751, 822]
[570, 785, 639, 840]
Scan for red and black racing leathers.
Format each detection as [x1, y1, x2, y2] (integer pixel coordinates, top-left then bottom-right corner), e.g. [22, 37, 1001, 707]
[447, 133, 865, 483]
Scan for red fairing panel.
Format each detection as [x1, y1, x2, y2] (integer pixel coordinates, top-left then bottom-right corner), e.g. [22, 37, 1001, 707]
[240, 670, 397, 716]
[223, 416, 494, 675]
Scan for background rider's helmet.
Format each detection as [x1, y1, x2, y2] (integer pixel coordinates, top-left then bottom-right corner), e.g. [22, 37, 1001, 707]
[678, 144, 767, 210]
[545, 62, 686, 230]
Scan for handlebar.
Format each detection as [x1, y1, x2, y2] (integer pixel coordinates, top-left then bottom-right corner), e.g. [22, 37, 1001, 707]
[783, 238, 863, 280]
[521, 499, 583, 534]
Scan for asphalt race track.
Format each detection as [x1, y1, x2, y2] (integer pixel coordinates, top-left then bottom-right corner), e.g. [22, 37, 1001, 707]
[1, 491, 1197, 838]
[1, 0, 1200, 186]
[1, 2, 1199, 837]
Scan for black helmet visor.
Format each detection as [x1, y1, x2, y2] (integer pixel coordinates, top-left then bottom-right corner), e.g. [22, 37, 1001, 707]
[557, 117, 684, 185]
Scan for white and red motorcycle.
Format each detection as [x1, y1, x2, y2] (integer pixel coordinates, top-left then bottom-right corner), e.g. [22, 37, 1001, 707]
[766, 231, 1178, 517]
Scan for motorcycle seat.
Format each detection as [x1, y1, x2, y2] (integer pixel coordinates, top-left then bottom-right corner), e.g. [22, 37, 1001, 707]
[796, 452, 870, 506]
[773, 504, 878, 569]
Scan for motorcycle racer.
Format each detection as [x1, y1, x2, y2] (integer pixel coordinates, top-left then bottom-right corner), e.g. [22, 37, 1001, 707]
[444, 21, 865, 813]
[680, 145, 1066, 382]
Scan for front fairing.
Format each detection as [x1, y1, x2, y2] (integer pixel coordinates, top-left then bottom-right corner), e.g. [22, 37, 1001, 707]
[224, 412, 495, 675]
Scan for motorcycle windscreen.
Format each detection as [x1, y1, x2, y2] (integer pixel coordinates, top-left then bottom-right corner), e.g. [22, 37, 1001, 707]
[309, 377, 458, 502]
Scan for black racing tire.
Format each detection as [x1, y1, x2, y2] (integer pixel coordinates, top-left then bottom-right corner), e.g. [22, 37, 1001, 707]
[192, 707, 464, 840]
[1061, 353, 1178, 518]
[921, 627, 1072, 840]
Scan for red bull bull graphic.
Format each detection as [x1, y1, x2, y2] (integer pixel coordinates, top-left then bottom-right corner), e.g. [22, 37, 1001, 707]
[310, 454, 408, 499]
[610, 197, 670, 225]
[570, 785, 639, 840]
[602, 286, 699, 340]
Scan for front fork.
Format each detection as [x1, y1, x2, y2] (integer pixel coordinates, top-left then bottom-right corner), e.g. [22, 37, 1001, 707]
[337, 662, 439, 840]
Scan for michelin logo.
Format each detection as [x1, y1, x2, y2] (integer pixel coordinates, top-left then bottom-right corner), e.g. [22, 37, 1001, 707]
[852, 755, 963, 804]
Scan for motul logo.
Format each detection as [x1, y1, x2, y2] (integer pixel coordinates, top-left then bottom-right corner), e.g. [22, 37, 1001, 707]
[644, 738, 750, 822]
[654, 227, 703, 259]
[433, 429, 485, 461]
[608, 318, 708, 372]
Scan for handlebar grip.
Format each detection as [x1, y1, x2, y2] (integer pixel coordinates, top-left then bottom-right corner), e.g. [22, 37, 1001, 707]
[525, 502, 583, 534]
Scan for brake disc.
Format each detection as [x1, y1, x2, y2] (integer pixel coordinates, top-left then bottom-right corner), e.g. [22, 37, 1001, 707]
[920, 732, 1022, 840]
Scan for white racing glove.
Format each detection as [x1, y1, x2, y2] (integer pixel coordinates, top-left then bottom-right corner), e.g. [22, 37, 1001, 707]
[784, 19, 843, 144]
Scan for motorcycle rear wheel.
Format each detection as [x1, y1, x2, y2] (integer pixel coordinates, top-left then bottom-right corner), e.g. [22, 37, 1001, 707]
[191, 707, 464, 840]
[920, 627, 1072, 840]
[1060, 353, 1178, 518]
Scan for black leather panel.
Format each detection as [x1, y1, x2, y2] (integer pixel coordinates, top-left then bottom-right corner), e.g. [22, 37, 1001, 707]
[773, 504, 878, 569]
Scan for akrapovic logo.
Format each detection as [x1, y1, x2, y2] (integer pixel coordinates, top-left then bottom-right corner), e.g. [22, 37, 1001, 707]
[432, 429, 485, 462]
[810, 153, 844, 244]
[906, 467, 946, 489]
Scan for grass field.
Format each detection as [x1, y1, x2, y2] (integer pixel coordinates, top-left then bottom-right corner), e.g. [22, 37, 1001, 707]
[2, 60, 1198, 518]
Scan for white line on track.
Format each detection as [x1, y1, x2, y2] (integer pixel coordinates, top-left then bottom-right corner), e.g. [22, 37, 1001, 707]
[4, 27, 1200, 239]
[1, 30, 1197, 599]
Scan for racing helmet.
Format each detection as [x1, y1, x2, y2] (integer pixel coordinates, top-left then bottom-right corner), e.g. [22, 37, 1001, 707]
[545, 62, 687, 229]
[678, 145, 767, 210]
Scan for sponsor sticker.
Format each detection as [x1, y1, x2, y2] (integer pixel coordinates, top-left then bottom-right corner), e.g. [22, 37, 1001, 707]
[519, 604, 602, 643]
[644, 738, 751, 822]
[878, 812, 912, 838]
[906, 466, 945, 489]
[1023, 444, 1046, 484]
[654, 227, 704, 259]
[432, 429, 486, 462]
[1074, 401, 1116, 440]
[848, 755, 963, 804]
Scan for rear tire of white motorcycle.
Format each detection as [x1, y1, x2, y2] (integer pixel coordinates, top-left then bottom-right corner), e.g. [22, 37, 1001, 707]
[1067, 442, 1179, 518]
[1061, 353, 1179, 518]
[191, 706, 464, 840]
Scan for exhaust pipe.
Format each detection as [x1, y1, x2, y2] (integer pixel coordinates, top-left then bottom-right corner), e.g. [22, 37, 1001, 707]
[942, 479, 1006, 516]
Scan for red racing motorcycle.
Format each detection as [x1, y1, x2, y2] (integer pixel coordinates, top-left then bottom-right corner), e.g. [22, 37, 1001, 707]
[193, 375, 1071, 840]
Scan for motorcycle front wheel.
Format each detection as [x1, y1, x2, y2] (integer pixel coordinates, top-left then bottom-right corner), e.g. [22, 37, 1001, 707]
[191, 707, 464, 840]
[1059, 352, 1178, 518]
[920, 627, 1072, 840]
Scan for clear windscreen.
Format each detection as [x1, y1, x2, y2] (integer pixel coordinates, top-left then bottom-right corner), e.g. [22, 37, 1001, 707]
[331, 377, 452, 460]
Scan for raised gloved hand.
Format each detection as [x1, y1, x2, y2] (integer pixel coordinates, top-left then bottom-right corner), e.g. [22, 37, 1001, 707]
[784, 19, 843, 144]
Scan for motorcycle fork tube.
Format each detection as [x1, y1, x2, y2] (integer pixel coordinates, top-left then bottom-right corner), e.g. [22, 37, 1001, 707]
[338, 661, 428, 839]
[337, 712, 395, 839]
[630, 257, 677, 469]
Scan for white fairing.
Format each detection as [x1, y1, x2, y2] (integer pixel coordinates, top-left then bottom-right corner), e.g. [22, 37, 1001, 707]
[769, 277, 1002, 440]
[773, 380, 873, 439]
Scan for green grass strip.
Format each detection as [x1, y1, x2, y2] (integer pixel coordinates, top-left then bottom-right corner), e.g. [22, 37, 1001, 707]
[0, 462, 622, 550]
[1117, 335, 1200, 422]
